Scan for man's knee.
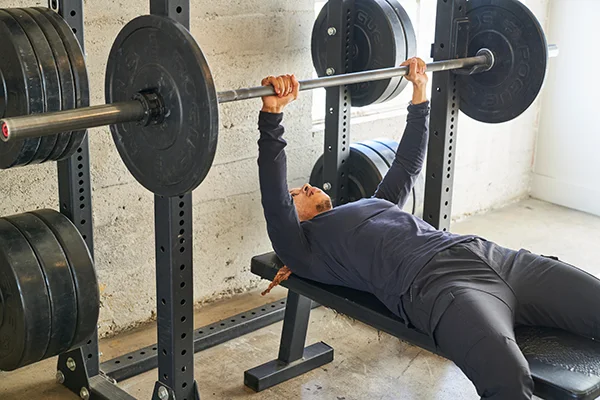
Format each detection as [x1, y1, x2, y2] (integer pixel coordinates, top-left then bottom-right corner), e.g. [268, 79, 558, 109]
[465, 335, 533, 399]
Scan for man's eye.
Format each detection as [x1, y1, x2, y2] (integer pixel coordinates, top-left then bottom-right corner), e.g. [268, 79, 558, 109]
[291, 193, 298, 197]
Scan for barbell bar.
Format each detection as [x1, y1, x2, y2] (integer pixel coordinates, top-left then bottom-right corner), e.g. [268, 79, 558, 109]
[0, 50, 498, 142]
[0, 43, 560, 143]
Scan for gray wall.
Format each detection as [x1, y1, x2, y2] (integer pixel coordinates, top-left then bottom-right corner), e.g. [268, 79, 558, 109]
[0, 0, 548, 335]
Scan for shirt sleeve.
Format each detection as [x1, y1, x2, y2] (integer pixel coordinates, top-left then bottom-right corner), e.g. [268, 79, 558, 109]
[373, 101, 430, 207]
[257, 111, 313, 272]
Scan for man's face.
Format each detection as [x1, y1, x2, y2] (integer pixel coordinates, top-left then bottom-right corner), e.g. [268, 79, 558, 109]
[290, 184, 333, 222]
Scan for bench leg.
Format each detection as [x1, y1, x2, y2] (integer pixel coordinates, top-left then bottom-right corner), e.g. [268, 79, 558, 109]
[244, 291, 334, 392]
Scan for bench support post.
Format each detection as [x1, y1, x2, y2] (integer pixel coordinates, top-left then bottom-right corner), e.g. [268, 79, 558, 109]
[244, 291, 334, 392]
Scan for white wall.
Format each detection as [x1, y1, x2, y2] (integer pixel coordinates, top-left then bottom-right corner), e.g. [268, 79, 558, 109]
[532, 0, 600, 217]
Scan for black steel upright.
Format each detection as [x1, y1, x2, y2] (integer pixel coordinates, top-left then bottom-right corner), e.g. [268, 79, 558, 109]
[52, 0, 102, 390]
[422, 0, 468, 231]
[149, 3, 199, 400]
[322, 0, 354, 206]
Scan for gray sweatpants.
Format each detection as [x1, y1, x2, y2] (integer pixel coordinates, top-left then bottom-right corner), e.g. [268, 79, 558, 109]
[401, 238, 600, 400]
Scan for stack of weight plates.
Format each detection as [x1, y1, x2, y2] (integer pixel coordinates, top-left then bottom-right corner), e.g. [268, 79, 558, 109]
[312, 0, 416, 107]
[0, 209, 98, 371]
[0, 7, 89, 169]
[310, 138, 425, 217]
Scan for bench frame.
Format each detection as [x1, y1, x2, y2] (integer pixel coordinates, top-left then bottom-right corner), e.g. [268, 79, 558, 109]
[245, 254, 600, 400]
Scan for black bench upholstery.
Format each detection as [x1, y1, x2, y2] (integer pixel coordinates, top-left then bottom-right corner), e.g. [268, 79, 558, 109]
[252, 252, 600, 400]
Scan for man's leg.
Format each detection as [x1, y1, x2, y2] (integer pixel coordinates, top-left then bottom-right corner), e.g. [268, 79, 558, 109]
[506, 252, 600, 339]
[433, 289, 534, 400]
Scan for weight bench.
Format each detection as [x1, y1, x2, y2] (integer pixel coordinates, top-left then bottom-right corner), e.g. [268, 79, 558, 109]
[245, 252, 600, 400]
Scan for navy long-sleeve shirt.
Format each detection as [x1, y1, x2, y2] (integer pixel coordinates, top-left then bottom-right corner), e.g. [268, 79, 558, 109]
[258, 102, 475, 320]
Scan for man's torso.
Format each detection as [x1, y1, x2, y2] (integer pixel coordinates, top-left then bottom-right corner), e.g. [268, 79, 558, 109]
[295, 197, 475, 317]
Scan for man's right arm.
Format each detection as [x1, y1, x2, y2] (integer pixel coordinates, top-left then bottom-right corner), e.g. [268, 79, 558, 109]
[257, 75, 314, 273]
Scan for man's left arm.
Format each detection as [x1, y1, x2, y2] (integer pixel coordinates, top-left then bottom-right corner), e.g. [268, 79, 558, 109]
[374, 58, 430, 207]
[373, 101, 429, 207]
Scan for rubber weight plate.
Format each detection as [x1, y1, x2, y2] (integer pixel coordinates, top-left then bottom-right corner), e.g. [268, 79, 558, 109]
[31, 210, 98, 349]
[24, 8, 75, 161]
[0, 218, 51, 371]
[310, 143, 388, 204]
[383, 0, 417, 101]
[458, 0, 548, 123]
[366, 138, 425, 217]
[312, 0, 406, 107]
[5, 213, 77, 360]
[0, 10, 44, 168]
[106, 15, 219, 197]
[35, 7, 89, 160]
[6, 8, 61, 164]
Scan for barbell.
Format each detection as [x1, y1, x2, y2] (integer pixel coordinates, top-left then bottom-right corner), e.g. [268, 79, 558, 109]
[0, 0, 557, 197]
[1, 51, 495, 140]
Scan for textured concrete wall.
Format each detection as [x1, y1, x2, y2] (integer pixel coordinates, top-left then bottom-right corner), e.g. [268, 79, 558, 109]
[0, 0, 548, 334]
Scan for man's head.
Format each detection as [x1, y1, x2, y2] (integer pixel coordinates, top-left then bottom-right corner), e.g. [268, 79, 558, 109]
[290, 184, 333, 222]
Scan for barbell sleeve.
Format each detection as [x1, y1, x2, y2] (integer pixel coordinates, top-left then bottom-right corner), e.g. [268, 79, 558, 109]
[1, 101, 146, 142]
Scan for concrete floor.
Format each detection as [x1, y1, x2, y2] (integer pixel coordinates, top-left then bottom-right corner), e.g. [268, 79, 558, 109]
[1, 198, 599, 400]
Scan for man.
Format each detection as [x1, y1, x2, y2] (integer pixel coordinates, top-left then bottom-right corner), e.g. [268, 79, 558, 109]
[256, 58, 600, 400]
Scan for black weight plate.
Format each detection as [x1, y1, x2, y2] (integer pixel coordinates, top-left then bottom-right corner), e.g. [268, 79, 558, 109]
[312, 0, 405, 107]
[0, 218, 51, 371]
[361, 139, 396, 167]
[373, 138, 425, 217]
[384, 0, 417, 100]
[31, 210, 98, 349]
[361, 139, 416, 215]
[6, 8, 61, 164]
[35, 7, 89, 160]
[459, 0, 548, 123]
[24, 8, 74, 161]
[310, 143, 388, 205]
[5, 213, 78, 359]
[0, 10, 43, 168]
[106, 15, 219, 197]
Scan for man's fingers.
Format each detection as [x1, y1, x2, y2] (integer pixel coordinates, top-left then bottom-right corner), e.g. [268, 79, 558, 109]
[262, 76, 273, 87]
[410, 59, 418, 80]
[288, 75, 294, 96]
[292, 75, 300, 98]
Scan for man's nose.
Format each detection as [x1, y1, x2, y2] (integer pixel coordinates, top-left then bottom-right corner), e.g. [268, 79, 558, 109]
[302, 184, 310, 193]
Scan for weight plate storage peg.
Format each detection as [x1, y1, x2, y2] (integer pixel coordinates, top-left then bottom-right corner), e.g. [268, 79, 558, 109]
[458, 0, 548, 123]
[105, 15, 219, 197]
[0, 218, 52, 371]
[312, 0, 407, 107]
[0, 10, 44, 168]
